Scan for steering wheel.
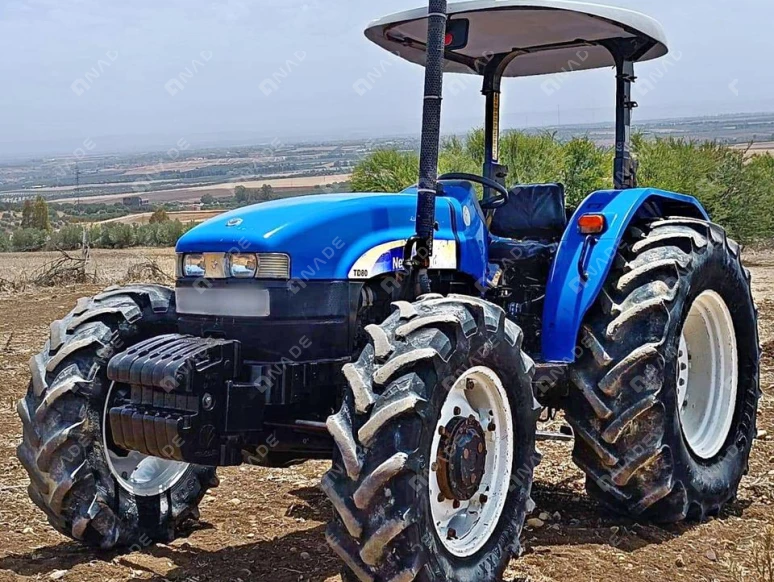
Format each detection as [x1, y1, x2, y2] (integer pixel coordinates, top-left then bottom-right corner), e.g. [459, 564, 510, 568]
[438, 172, 510, 209]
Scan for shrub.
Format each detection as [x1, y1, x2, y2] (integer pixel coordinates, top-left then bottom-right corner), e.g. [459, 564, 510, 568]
[98, 223, 136, 249]
[48, 224, 85, 250]
[149, 208, 169, 224]
[11, 228, 48, 251]
[351, 149, 419, 193]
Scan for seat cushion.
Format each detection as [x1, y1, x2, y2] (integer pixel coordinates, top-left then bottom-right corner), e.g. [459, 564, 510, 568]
[489, 183, 566, 240]
[489, 238, 558, 265]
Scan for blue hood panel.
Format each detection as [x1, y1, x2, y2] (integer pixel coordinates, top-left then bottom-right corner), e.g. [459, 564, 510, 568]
[177, 192, 468, 280]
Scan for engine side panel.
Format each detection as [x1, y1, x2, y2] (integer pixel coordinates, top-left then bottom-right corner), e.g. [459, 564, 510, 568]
[542, 188, 709, 363]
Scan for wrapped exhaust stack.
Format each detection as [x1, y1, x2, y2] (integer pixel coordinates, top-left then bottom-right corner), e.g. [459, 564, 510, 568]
[414, 0, 447, 260]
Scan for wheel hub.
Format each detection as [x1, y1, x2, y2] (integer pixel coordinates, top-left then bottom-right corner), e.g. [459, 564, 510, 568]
[436, 415, 488, 501]
[428, 367, 514, 558]
[676, 290, 738, 459]
[103, 382, 190, 497]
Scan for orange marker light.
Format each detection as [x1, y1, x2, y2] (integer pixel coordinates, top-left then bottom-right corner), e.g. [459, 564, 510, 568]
[578, 213, 606, 234]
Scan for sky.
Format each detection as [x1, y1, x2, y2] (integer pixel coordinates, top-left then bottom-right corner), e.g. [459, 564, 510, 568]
[0, 0, 772, 158]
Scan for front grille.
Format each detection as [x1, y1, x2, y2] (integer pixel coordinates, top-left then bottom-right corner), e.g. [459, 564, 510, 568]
[257, 253, 290, 279]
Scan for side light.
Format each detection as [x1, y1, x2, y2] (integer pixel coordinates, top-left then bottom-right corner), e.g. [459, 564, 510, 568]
[578, 214, 606, 235]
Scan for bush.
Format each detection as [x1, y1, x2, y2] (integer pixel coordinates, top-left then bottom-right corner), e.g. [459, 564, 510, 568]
[0, 231, 10, 252]
[135, 220, 194, 247]
[48, 224, 85, 250]
[11, 228, 48, 251]
[561, 137, 612, 206]
[149, 208, 169, 224]
[97, 223, 136, 249]
[353, 130, 774, 243]
[351, 149, 419, 193]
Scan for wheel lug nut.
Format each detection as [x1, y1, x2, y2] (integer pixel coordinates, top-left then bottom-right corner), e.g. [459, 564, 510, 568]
[488, 422, 496, 432]
[453, 500, 461, 509]
[466, 379, 475, 390]
[453, 406, 461, 415]
[479, 494, 488, 504]
[447, 528, 457, 540]
[437, 493, 446, 503]
[431, 461, 438, 471]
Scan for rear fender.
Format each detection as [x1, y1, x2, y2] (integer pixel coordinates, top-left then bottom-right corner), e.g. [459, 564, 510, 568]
[541, 188, 709, 363]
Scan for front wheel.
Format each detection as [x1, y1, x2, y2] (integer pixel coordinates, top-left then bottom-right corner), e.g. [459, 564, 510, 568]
[565, 218, 760, 521]
[16, 285, 217, 548]
[323, 295, 539, 582]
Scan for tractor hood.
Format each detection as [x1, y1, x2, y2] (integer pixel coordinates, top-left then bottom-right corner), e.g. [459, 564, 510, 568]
[176, 192, 461, 280]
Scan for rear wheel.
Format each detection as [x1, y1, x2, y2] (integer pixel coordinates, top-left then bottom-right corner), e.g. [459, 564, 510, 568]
[16, 285, 217, 548]
[565, 218, 760, 521]
[323, 295, 539, 581]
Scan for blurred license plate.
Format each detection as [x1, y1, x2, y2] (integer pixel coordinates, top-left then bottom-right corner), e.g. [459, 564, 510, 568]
[176, 287, 270, 317]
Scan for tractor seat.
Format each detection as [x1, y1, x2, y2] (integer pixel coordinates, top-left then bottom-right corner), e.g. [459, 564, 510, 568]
[488, 183, 566, 265]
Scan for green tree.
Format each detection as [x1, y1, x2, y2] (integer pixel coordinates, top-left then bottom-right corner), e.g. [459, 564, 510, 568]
[234, 185, 250, 204]
[201, 193, 215, 205]
[0, 231, 10, 252]
[149, 207, 169, 224]
[32, 196, 51, 231]
[259, 184, 275, 201]
[21, 200, 34, 228]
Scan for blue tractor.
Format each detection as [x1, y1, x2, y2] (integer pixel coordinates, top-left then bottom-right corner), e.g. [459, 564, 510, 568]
[18, 1, 760, 581]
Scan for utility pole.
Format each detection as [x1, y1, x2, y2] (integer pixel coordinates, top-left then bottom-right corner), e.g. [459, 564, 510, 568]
[75, 162, 81, 211]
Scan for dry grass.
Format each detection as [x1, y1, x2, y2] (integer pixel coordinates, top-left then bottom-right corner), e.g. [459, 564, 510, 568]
[727, 527, 774, 582]
[0, 251, 95, 292]
[0, 248, 176, 292]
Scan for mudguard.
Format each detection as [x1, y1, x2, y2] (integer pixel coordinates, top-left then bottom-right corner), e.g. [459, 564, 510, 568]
[541, 188, 709, 363]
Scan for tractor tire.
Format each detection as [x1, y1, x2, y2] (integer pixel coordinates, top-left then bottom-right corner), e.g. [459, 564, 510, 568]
[323, 294, 540, 582]
[16, 285, 217, 549]
[565, 218, 760, 522]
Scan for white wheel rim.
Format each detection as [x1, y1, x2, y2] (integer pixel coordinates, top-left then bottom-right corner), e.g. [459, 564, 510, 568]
[677, 290, 738, 459]
[429, 367, 514, 557]
[103, 382, 190, 497]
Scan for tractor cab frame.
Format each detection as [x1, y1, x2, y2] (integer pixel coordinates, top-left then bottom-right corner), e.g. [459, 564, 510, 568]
[364, 0, 669, 281]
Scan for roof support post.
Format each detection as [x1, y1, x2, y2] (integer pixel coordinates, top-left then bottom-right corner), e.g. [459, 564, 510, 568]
[614, 57, 638, 189]
[481, 53, 520, 199]
[413, 0, 448, 264]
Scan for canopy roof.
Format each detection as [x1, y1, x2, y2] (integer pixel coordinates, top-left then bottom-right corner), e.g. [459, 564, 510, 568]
[365, 0, 668, 78]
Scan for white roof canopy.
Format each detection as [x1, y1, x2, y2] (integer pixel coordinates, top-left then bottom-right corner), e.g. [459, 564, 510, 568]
[365, 0, 668, 78]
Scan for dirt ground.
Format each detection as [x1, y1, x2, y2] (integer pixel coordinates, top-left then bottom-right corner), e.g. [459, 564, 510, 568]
[0, 249, 773, 581]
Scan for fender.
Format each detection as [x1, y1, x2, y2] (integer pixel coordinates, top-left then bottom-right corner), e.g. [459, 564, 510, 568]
[541, 188, 709, 363]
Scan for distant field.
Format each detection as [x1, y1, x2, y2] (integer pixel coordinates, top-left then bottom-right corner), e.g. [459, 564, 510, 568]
[96, 209, 225, 225]
[732, 141, 774, 157]
[48, 173, 352, 205]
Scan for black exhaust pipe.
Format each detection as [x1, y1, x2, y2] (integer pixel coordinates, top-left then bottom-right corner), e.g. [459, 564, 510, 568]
[414, 0, 447, 262]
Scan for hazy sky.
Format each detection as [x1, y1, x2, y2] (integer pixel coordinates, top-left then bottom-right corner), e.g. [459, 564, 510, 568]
[1, 0, 772, 157]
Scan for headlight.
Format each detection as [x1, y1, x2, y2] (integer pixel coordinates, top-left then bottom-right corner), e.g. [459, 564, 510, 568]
[182, 254, 205, 277]
[229, 253, 258, 278]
